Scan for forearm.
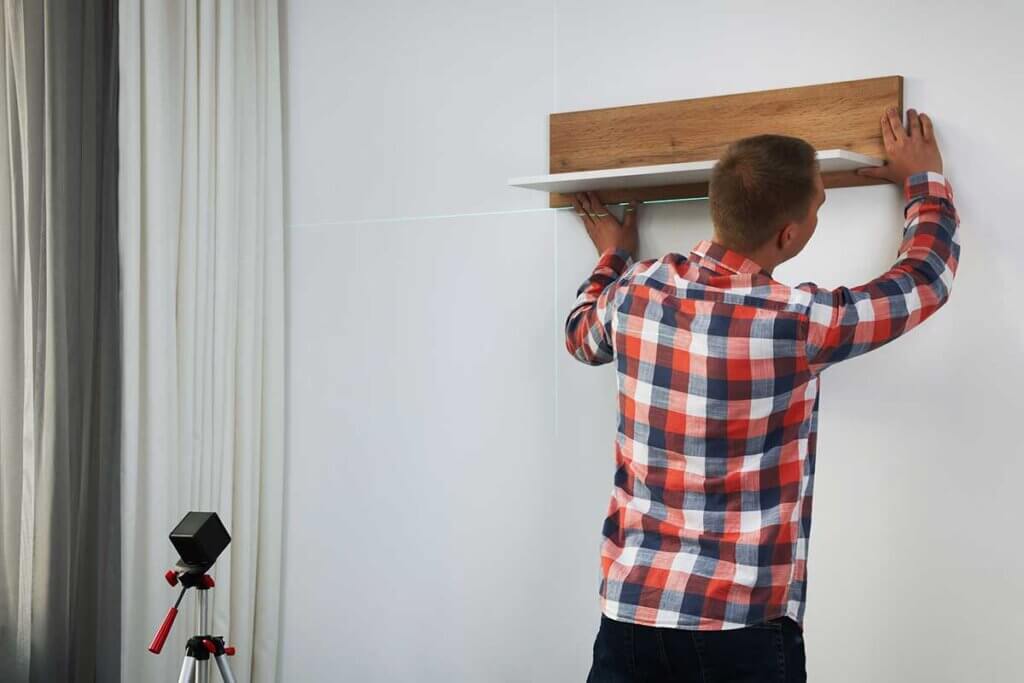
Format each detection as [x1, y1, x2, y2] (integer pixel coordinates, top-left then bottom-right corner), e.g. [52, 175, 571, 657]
[565, 247, 633, 365]
[893, 171, 960, 305]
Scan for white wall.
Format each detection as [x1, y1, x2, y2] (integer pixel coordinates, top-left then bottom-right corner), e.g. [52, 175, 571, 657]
[280, 1, 1024, 680]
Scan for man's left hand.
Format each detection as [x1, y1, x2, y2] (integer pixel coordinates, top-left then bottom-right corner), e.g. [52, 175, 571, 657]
[570, 191, 639, 258]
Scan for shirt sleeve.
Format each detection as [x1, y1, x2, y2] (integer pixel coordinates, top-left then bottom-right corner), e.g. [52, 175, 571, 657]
[564, 248, 634, 366]
[798, 171, 961, 375]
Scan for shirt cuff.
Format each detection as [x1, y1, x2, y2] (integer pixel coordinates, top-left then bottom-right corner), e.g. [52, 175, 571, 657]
[596, 248, 634, 275]
[904, 171, 954, 204]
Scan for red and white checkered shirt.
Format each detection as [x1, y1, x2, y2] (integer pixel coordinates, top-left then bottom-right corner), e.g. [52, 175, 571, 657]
[565, 171, 960, 630]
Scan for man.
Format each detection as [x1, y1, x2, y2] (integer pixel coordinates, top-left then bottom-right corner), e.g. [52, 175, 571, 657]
[567, 108, 960, 682]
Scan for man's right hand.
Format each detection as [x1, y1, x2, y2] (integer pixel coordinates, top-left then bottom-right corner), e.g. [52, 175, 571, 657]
[856, 107, 943, 185]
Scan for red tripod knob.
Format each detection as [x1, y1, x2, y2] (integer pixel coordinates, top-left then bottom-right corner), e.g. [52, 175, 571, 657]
[164, 570, 178, 586]
[225, 646, 236, 656]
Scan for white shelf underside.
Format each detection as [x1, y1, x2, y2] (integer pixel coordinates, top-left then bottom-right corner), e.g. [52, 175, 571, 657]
[508, 149, 882, 193]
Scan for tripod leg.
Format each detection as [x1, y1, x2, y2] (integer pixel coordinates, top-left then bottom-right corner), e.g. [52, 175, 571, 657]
[178, 655, 197, 683]
[213, 654, 237, 683]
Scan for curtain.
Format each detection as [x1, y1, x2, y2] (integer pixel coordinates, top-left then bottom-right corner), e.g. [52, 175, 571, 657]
[118, 1, 285, 681]
[0, 0, 122, 681]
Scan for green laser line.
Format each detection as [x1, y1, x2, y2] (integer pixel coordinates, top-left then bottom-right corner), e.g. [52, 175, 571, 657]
[291, 196, 708, 228]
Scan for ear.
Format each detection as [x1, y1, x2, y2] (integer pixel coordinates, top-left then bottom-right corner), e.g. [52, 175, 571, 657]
[777, 223, 797, 250]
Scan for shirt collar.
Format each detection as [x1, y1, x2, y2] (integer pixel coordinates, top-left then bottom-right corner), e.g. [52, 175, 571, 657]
[689, 239, 770, 277]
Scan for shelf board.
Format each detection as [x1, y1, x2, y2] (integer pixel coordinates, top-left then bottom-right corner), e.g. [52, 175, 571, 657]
[508, 149, 882, 195]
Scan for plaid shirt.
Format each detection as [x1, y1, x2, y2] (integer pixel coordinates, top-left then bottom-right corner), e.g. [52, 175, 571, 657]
[566, 171, 960, 630]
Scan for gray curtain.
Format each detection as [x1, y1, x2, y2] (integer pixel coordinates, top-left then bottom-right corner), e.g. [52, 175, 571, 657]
[0, 0, 121, 681]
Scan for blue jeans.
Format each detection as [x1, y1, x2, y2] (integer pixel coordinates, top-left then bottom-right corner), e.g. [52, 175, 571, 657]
[586, 613, 807, 682]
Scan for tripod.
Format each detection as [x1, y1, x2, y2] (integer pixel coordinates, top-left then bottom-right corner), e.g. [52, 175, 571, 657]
[149, 565, 237, 683]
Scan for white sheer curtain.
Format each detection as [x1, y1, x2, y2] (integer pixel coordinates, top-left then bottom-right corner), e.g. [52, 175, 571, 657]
[118, 1, 286, 681]
[0, 0, 121, 681]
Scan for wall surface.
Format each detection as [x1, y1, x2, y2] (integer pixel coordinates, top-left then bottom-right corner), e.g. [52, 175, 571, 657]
[280, 1, 1024, 680]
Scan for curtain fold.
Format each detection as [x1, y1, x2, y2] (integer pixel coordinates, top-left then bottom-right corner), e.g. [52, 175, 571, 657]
[118, 0, 286, 680]
[0, 0, 122, 681]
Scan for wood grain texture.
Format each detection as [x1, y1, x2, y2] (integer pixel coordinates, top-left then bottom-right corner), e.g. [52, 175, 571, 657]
[548, 75, 902, 207]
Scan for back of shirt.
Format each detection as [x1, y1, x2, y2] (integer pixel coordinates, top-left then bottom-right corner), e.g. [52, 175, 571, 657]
[565, 171, 960, 630]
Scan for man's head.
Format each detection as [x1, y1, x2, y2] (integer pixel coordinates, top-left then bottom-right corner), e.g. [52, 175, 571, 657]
[708, 134, 825, 270]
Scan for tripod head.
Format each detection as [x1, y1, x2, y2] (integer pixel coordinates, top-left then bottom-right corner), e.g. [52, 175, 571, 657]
[148, 512, 232, 655]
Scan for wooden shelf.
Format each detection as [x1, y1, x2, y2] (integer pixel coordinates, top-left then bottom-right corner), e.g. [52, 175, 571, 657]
[515, 76, 902, 207]
[508, 149, 882, 196]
